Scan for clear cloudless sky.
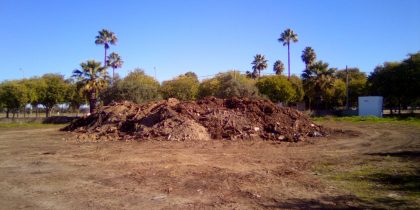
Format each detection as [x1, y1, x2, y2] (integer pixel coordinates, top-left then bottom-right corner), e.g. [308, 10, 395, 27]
[1, 0, 419, 82]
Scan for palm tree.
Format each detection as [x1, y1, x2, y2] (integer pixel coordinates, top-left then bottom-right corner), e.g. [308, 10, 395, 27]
[278, 28, 298, 80]
[95, 29, 118, 67]
[107, 52, 123, 82]
[301, 61, 335, 109]
[273, 60, 285, 75]
[301, 47, 317, 70]
[72, 60, 109, 114]
[251, 54, 268, 78]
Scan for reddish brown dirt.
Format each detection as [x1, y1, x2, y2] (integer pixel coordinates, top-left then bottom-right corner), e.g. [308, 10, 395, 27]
[63, 97, 327, 142]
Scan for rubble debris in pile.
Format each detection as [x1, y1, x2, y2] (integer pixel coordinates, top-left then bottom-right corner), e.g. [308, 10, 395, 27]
[62, 97, 328, 141]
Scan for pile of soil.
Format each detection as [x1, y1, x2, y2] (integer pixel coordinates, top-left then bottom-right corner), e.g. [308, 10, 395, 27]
[62, 97, 328, 141]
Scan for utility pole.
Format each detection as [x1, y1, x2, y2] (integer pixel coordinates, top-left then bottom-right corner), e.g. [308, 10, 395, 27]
[345, 65, 349, 110]
[154, 66, 157, 80]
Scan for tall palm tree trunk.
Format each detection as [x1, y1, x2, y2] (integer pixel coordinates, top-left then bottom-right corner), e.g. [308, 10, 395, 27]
[112, 67, 115, 83]
[287, 43, 290, 80]
[104, 46, 107, 67]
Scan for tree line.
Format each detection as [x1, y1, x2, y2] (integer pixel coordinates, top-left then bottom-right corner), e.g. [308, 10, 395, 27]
[0, 74, 81, 118]
[368, 53, 420, 114]
[1, 28, 419, 117]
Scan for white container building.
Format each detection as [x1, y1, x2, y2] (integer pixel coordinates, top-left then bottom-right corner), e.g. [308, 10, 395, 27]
[358, 96, 383, 117]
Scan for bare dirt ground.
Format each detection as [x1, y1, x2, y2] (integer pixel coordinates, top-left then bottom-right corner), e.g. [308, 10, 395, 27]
[0, 122, 419, 209]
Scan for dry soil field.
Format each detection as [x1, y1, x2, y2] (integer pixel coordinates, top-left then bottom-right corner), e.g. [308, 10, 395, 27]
[0, 121, 419, 209]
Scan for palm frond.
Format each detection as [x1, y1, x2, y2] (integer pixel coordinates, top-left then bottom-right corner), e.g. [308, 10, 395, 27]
[95, 29, 118, 47]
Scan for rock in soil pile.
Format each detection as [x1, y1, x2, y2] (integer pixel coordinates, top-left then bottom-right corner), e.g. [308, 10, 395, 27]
[62, 97, 328, 141]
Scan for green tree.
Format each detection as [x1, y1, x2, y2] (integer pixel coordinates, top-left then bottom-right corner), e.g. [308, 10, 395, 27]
[198, 71, 259, 99]
[198, 77, 220, 98]
[95, 29, 118, 67]
[37, 74, 68, 117]
[289, 75, 305, 102]
[273, 60, 285, 75]
[336, 68, 366, 81]
[217, 71, 258, 98]
[161, 72, 200, 100]
[251, 54, 268, 78]
[368, 63, 398, 112]
[335, 68, 367, 107]
[256, 75, 296, 103]
[102, 69, 161, 104]
[301, 47, 317, 70]
[73, 60, 109, 114]
[20, 78, 40, 117]
[0, 81, 29, 118]
[301, 61, 335, 109]
[0, 96, 4, 113]
[21, 77, 47, 117]
[66, 79, 86, 116]
[402, 52, 420, 108]
[368, 52, 420, 114]
[107, 52, 123, 82]
[278, 28, 298, 79]
[324, 79, 346, 108]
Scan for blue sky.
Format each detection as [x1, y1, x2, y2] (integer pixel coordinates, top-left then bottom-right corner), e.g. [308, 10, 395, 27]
[1, 0, 419, 82]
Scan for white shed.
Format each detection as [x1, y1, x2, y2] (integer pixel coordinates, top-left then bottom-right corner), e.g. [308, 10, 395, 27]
[358, 96, 383, 117]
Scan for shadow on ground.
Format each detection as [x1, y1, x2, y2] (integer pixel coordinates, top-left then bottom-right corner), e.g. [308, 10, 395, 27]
[42, 116, 79, 124]
[366, 151, 420, 193]
[367, 151, 420, 159]
[365, 170, 420, 193]
[262, 194, 419, 210]
[0, 116, 78, 124]
[261, 195, 376, 210]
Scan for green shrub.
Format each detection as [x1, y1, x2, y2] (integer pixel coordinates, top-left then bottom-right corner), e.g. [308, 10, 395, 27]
[198, 71, 259, 99]
[102, 69, 161, 104]
[160, 72, 199, 100]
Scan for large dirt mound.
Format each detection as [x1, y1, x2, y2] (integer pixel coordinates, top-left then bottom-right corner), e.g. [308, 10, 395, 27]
[62, 97, 328, 141]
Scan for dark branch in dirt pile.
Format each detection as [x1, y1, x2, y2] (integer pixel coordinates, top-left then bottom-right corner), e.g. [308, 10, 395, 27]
[62, 97, 329, 141]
